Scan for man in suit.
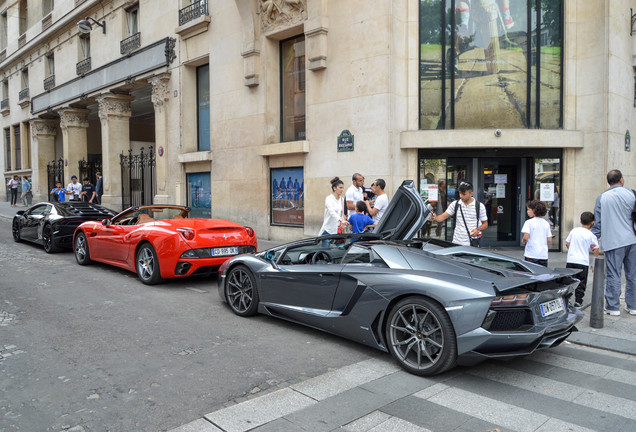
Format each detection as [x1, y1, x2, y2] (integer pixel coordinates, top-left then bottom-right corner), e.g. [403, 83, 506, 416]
[95, 172, 103, 204]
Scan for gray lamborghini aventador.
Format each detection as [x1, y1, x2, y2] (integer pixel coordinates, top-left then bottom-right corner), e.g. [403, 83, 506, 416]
[218, 180, 583, 376]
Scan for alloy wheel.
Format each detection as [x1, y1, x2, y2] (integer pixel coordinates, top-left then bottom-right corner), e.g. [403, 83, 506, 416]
[226, 266, 259, 316]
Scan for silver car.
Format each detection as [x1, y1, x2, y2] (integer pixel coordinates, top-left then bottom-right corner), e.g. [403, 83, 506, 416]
[218, 180, 583, 376]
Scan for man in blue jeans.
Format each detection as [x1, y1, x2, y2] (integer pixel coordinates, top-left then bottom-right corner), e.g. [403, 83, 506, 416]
[592, 169, 636, 315]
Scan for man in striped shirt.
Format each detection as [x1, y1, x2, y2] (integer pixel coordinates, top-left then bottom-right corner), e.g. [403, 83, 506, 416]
[431, 181, 488, 246]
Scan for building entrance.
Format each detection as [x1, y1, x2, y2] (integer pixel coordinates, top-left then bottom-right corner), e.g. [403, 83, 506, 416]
[418, 149, 561, 250]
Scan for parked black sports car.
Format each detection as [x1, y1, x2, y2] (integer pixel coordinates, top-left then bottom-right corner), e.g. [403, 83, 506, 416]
[12, 201, 115, 253]
[218, 180, 583, 376]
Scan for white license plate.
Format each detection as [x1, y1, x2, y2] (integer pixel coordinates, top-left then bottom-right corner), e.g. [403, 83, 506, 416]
[211, 246, 239, 256]
[540, 298, 564, 317]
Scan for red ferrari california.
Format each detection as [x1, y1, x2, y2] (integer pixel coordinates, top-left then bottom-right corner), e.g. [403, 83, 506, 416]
[73, 205, 257, 284]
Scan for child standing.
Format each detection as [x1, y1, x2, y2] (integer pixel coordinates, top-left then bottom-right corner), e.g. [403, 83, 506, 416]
[348, 201, 376, 234]
[565, 211, 600, 307]
[521, 200, 552, 267]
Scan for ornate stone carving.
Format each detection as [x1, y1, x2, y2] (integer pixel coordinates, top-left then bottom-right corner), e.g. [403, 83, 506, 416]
[96, 94, 133, 121]
[148, 74, 171, 107]
[30, 119, 58, 138]
[259, 0, 306, 31]
[58, 108, 90, 129]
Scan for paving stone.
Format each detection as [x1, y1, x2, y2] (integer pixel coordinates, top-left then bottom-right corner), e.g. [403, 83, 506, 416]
[168, 418, 222, 432]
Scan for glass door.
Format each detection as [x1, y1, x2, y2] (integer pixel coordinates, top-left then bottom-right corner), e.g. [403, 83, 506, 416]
[479, 158, 521, 246]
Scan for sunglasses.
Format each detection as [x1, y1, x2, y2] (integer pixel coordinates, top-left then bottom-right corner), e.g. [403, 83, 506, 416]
[370, 183, 376, 187]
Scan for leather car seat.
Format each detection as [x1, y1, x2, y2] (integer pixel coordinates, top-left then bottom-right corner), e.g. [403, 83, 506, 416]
[137, 213, 155, 224]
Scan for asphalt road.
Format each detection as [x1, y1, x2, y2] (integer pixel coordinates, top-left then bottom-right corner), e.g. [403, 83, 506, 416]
[0, 218, 376, 432]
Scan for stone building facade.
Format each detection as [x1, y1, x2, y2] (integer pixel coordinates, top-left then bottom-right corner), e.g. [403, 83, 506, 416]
[1, 0, 635, 249]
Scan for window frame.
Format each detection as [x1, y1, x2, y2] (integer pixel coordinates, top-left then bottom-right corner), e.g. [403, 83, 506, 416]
[195, 63, 210, 151]
[279, 34, 306, 142]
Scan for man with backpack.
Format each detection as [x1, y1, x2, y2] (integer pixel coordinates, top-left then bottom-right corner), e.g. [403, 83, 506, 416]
[591, 169, 636, 316]
[430, 181, 488, 246]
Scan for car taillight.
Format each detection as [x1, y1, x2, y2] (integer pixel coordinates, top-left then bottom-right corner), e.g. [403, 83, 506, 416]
[245, 227, 255, 237]
[177, 227, 195, 241]
[491, 294, 530, 306]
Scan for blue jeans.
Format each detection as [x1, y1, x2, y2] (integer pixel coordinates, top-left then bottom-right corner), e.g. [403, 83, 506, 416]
[320, 230, 331, 248]
[604, 243, 636, 311]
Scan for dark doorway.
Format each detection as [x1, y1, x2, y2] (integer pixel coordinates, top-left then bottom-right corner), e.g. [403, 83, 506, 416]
[479, 158, 521, 246]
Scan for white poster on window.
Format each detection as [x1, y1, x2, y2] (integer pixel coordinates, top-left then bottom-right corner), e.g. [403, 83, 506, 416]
[495, 174, 508, 184]
[496, 184, 506, 198]
[427, 185, 439, 202]
[540, 183, 555, 202]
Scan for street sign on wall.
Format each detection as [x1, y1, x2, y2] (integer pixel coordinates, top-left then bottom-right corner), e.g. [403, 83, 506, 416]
[337, 130, 354, 152]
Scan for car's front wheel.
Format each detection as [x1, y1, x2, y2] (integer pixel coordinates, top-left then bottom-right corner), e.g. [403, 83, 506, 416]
[225, 265, 259, 316]
[12, 219, 21, 242]
[136, 243, 163, 285]
[42, 224, 60, 253]
[386, 296, 457, 376]
[74, 232, 92, 265]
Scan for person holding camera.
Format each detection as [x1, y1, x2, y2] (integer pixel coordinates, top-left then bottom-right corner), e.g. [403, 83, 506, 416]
[67, 175, 82, 201]
[50, 181, 69, 202]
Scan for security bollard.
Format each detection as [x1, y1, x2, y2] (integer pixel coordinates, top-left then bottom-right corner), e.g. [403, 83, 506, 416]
[589, 256, 605, 329]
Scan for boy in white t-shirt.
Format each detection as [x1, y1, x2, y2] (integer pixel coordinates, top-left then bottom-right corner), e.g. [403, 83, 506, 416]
[521, 200, 552, 267]
[566, 211, 600, 307]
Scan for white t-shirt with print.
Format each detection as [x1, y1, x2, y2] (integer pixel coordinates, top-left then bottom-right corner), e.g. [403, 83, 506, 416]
[566, 227, 599, 266]
[372, 193, 389, 222]
[522, 217, 552, 259]
[446, 199, 488, 246]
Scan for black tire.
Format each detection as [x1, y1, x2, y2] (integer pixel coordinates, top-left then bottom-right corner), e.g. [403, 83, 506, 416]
[225, 265, 259, 317]
[386, 296, 457, 376]
[136, 243, 163, 285]
[42, 224, 60, 253]
[74, 231, 92, 265]
[12, 218, 21, 242]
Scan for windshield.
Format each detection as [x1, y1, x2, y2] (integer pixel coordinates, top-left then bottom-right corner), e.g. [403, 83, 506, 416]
[113, 206, 189, 225]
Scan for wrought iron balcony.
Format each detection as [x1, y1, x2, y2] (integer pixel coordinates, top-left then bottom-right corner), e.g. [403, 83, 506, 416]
[179, 0, 208, 26]
[19, 88, 29, 101]
[120, 32, 141, 55]
[42, 13, 53, 30]
[44, 75, 55, 90]
[18, 34, 26, 48]
[1, 98, 8, 111]
[0, 49, 6, 63]
[76, 57, 91, 75]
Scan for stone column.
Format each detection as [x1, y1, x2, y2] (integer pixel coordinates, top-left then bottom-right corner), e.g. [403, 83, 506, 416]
[97, 94, 134, 211]
[29, 119, 57, 202]
[58, 108, 90, 185]
[148, 73, 171, 204]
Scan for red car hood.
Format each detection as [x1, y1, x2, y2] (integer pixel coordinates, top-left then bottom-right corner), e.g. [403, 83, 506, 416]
[153, 219, 252, 243]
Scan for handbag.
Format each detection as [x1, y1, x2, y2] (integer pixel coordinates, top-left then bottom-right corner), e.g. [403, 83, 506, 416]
[459, 204, 481, 248]
[336, 198, 350, 234]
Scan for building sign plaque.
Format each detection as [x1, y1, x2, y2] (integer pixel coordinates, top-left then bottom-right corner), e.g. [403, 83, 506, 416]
[337, 130, 354, 152]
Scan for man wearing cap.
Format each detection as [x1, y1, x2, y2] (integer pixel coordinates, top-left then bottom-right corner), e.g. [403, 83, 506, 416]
[67, 175, 82, 201]
[80, 177, 97, 203]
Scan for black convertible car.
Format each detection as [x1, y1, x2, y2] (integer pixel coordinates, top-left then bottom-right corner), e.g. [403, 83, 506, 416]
[218, 180, 583, 376]
[12, 201, 115, 253]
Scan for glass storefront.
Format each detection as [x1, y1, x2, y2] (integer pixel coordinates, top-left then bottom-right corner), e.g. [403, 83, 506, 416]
[186, 172, 211, 219]
[419, 0, 563, 129]
[418, 149, 562, 250]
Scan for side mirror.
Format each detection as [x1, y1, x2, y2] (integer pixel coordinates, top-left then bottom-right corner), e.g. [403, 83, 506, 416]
[264, 250, 279, 269]
[102, 219, 112, 227]
[16, 210, 25, 216]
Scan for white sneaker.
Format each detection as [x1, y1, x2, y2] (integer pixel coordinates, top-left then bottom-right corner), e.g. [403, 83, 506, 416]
[604, 308, 620, 316]
[625, 308, 636, 316]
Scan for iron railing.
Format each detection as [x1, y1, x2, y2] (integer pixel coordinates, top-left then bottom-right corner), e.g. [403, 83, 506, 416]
[78, 158, 102, 187]
[76, 57, 91, 75]
[0, 49, 6, 63]
[18, 34, 26, 48]
[44, 75, 55, 90]
[47, 158, 65, 201]
[18, 88, 29, 100]
[120, 147, 156, 208]
[179, 0, 208, 26]
[120, 32, 141, 54]
[42, 13, 52, 30]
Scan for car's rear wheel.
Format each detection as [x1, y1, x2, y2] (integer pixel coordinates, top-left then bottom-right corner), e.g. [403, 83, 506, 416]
[12, 219, 21, 242]
[74, 231, 92, 265]
[42, 224, 60, 253]
[136, 243, 163, 285]
[386, 296, 457, 376]
[225, 265, 259, 316]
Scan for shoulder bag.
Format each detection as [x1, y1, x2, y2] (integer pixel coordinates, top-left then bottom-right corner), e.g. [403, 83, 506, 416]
[459, 202, 481, 248]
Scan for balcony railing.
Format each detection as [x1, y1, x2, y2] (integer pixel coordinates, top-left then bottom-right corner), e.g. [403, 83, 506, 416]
[19, 88, 29, 101]
[120, 32, 141, 54]
[42, 13, 53, 30]
[0, 49, 6, 63]
[179, 0, 208, 26]
[1, 98, 8, 111]
[76, 57, 91, 75]
[18, 34, 26, 48]
[44, 75, 55, 90]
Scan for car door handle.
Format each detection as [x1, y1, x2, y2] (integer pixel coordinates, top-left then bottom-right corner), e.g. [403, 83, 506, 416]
[318, 273, 335, 277]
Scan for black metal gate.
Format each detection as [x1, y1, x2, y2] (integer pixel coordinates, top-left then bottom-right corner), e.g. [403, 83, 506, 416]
[120, 147, 156, 208]
[46, 158, 65, 202]
[78, 158, 102, 185]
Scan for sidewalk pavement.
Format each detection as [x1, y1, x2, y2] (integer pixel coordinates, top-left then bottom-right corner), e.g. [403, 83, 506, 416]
[1, 200, 634, 357]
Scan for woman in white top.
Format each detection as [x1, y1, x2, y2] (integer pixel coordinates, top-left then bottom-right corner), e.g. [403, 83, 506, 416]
[319, 177, 348, 236]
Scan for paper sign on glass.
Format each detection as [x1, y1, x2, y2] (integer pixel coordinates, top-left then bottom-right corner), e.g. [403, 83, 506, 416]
[494, 174, 508, 184]
[496, 184, 506, 198]
[427, 185, 439, 202]
[540, 183, 555, 202]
